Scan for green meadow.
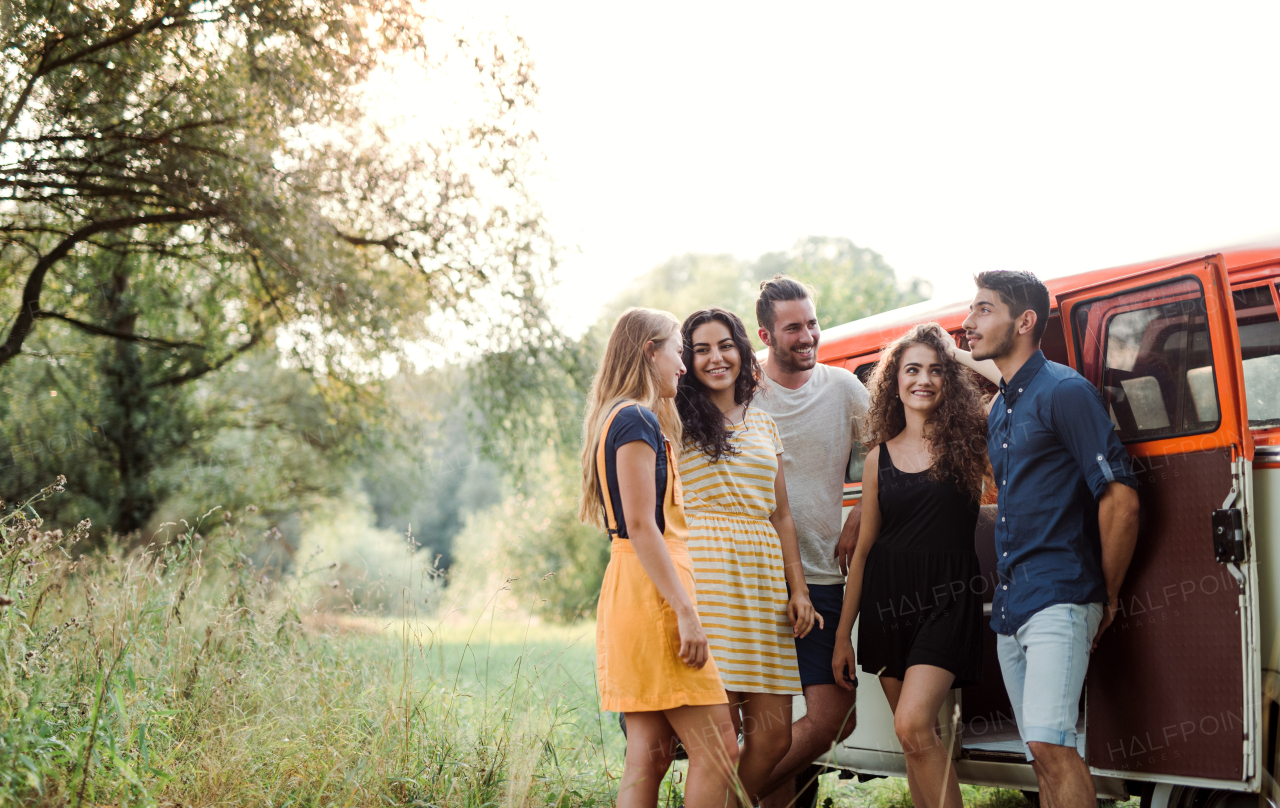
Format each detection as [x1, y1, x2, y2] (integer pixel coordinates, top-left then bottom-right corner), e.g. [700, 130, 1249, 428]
[0, 487, 1080, 807]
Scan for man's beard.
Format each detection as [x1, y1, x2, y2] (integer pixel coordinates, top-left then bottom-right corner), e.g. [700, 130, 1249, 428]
[971, 321, 1017, 362]
[773, 337, 818, 374]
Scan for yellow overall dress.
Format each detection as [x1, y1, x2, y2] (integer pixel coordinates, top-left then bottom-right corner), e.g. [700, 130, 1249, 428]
[595, 402, 728, 713]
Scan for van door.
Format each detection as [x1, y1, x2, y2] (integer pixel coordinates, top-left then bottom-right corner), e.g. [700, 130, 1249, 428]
[1057, 254, 1261, 786]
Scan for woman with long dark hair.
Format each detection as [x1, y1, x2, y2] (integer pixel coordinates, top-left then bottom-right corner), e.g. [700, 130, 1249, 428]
[830, 323, 991, 808]
[675, 307, 819, 804]
[580, 307, 739, 808]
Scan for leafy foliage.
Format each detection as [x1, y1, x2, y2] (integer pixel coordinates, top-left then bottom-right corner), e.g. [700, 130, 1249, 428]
[0, 0, 553, 375]
[754, 236, 932, 331]
[356, 368, 504, 569]
[0, 0, 556, 537]
[598, 236, 929, 352]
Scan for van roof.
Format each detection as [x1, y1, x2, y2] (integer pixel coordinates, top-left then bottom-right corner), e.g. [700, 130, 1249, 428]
[818, 236, 1280, 364]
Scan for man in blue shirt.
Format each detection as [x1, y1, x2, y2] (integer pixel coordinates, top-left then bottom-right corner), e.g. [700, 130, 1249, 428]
[960, 271, 1139, 808]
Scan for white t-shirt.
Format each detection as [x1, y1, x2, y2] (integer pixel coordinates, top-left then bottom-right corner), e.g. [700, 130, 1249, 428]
[755, 362, 870, 586]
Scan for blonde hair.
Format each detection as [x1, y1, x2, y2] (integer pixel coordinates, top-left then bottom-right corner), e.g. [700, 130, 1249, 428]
[578, 307, 683, 529]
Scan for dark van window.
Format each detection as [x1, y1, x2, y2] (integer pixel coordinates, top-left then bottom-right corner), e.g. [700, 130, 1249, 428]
[1082, 277, 1221, 442]
[1234, 284, 1280, 429]
[846, 361, 877, 484]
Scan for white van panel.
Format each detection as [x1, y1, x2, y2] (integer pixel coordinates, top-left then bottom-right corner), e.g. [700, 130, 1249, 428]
[1253, 464, 1280, 672]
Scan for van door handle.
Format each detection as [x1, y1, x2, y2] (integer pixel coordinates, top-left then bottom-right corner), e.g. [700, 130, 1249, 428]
[1212, 507, 1245, 564]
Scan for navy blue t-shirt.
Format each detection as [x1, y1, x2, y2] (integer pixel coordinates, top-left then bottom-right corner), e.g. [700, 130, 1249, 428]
[601, 404, 667, 538]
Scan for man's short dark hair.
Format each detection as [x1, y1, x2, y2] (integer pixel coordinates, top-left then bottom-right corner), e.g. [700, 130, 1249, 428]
[756, 275, 814, 333]
[973, 270, 1051, 343]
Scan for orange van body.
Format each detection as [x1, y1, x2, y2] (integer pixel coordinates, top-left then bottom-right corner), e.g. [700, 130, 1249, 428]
[818, 239, 1280, 468]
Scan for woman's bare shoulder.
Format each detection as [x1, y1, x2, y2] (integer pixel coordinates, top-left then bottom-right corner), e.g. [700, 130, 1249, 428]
[863, 443, 881, 470]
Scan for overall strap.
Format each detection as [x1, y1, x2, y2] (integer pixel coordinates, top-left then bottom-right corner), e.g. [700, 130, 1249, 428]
[596, 401, 640, 537]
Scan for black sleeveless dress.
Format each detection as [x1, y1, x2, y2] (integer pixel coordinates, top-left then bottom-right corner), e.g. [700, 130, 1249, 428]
[857, 443, 983, 687]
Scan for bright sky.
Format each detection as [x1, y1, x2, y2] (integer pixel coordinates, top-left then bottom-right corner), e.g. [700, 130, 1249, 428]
[451, 2, 1280, 335]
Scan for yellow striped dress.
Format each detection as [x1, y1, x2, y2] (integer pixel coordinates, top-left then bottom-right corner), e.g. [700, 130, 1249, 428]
[678, 407, 802, 695]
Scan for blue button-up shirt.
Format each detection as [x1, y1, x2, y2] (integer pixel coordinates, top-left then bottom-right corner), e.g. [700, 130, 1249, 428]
[988, 350, 1138, 635]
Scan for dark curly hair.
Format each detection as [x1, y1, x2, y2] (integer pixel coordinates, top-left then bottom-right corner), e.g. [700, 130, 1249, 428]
[676, 308, 761, 462]
[863, 323, 992, 502]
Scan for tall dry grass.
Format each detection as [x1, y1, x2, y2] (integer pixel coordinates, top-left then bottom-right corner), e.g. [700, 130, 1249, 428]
[1, 477, 1089, 808]
[0, 478, 616, 806]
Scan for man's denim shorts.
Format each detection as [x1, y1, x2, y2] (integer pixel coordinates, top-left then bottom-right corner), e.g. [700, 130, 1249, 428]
[996, 602, 1103, 760]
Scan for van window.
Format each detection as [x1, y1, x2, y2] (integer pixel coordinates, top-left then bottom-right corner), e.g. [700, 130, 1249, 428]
[846, 361, 877, 483]
[1234, 283, 1280, 429]
[1084, 277, 1221, 442]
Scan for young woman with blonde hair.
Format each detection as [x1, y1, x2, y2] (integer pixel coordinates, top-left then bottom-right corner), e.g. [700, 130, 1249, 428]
[580, 307, 739, 808]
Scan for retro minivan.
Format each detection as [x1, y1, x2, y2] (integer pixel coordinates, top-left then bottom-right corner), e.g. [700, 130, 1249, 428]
[799, 242, 1280, 808]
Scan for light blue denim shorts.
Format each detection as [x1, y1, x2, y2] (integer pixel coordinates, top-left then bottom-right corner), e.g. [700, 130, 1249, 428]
[996, 602, 1103, 760]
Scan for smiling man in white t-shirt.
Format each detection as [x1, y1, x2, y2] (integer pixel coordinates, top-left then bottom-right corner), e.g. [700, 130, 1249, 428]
[753, 275, 870, 807]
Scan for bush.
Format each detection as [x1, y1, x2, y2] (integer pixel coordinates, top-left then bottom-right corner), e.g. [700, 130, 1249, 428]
[449, 455, 609, 623]
[292, 493, 445, 615]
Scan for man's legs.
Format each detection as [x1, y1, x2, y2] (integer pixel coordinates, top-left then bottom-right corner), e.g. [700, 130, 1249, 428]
[760, 583, 854, 808]
[1027, 743, 1095, 808]
[996, 603, 1104, 808]
[758, 684, 856, 807]
[733, 691, 794, 804]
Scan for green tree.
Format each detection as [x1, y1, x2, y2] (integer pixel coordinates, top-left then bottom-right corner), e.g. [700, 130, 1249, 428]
[357, 368, 503, 569]
[0, 0, 555, 535]
[590, 236, 929, 348]
[1, 0, 550, 374]
[602, 252, 755, 323]
[752, 236, 931, 330]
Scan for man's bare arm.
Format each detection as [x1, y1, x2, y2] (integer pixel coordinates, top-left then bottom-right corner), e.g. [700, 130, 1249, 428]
[835, 500, 862, 576]
[1093, 481, 1140, 648]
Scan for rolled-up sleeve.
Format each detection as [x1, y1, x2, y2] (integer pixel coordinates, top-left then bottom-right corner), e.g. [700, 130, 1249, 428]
[1050, 378, 1138, 499]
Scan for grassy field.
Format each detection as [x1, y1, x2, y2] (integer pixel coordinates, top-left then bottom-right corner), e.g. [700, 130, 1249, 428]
[0, 485, 621, 806]
[0, 486, 1125, 807]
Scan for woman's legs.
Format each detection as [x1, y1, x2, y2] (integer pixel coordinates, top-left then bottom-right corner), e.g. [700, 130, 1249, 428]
[619, 711, 679, 808]
[664, 702, 741, 808]
[729, 691, 793, 804]
[879, 665, 962, 808]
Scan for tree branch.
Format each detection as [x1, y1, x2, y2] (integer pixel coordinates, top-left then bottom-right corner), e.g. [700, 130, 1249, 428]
[0, 70, 40, 149]
[148, 329, 263, 389]
[334, 228, 407, 250]
[0, 3, 192, 149]
[40, 4, 194, 76]
[32, 310, 202, 350]
[0, 209, 219, 368]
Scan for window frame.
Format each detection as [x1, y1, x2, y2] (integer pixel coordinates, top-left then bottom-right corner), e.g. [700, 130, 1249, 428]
[842, 354, 879, 487]
[1230, 279, 1280, 434]
[1058, 253, 1252, 461]
[1071, 275, 1224, 444]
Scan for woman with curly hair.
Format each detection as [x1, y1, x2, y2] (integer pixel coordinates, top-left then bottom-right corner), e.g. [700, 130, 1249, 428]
[830, 323, 991, 808]
[675, 307, 819, 804]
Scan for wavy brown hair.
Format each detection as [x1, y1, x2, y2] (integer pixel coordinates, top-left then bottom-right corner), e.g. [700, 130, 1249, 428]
[676, 308, 761, 462]
[862, 323, 991, 502]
